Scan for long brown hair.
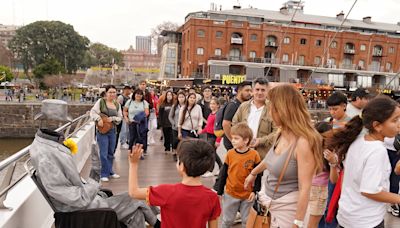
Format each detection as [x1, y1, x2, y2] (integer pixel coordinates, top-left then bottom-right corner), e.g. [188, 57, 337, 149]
[268, 84, 323, 172]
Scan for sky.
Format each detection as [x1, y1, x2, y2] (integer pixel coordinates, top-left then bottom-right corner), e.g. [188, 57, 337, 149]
[0, 0, 399, 51]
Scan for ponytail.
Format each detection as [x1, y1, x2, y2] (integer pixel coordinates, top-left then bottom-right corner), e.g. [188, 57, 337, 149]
[326, 115, 363, 163]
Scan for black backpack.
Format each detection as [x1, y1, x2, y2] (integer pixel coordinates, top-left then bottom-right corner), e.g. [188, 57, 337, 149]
[213, 100, 238, 137]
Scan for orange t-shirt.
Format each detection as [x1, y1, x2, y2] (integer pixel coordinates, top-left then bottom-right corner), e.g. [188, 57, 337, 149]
[224, 148, 261, 199]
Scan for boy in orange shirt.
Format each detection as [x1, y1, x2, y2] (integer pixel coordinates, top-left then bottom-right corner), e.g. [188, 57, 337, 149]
[216, 122, 262, 227]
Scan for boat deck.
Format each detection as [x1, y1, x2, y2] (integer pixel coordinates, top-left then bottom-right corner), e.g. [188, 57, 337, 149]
[82, 130, 400, 227]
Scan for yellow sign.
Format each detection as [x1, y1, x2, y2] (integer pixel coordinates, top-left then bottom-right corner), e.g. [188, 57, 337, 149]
[222, 75, 246, 84]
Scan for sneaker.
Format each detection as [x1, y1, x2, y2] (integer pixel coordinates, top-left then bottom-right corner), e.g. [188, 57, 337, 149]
[390, 204, 400, 217]
[121, 143, 129, 149]
[100, 177, 109, 182]
[201, 171, 214, 178]
[234, 212, 242, 224]
[110, 174, 120, 179]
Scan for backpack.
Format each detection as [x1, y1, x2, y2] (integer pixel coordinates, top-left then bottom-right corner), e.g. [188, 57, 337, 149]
[213, 100, 238, 137]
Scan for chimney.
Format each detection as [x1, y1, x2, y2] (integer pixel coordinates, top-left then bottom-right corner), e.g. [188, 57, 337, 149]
[233, 5, 241, 10]
[280, 6, 289, 15]
[363, 16, 372, 24]
[336, 11, 344, 21]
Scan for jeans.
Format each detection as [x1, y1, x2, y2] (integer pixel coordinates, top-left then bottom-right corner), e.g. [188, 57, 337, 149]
[222, 193, 253, 228]
[128, 123, 147, 152]
[120, 121, 128, 145]
[206, 133, 223, 171]
[319, 181, 337, 228]
[96, 128, 116, 178]
[387, 149, 400, 194]
[172, 129, 179, 149]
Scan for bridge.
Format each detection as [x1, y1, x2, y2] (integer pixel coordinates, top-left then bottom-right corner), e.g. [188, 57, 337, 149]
[0, 114, 399, 227]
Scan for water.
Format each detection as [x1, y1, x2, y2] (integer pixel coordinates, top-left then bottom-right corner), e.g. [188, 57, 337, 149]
[0, 138, 33, 161]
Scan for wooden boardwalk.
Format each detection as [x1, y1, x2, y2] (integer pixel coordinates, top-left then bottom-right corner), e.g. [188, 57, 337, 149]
[82, 130, 400, 228]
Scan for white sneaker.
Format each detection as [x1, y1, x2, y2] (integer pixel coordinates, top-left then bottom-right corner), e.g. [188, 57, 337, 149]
[110, 174, 120, 179]
[201, 171, 213, 178]
[122, 143, 129, 149]
[100, 177, 109, 182]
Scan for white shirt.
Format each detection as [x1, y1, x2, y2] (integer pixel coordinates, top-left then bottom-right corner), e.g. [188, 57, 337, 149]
[383, 137, 396, 151]
[346, 102, 362, 118]
[247, 101, 264, 138]
[337, 136, 392, 228]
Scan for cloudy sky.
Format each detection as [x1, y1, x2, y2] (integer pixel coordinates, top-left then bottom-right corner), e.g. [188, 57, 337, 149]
[1, 0, 399, 50]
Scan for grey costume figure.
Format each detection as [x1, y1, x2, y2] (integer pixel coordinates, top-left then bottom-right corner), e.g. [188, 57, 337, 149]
[29, 99, 159, 227]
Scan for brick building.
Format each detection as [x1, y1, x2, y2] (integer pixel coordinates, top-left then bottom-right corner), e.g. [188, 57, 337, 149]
[179, 1, 400, 89]
[122, 46, 160, 69]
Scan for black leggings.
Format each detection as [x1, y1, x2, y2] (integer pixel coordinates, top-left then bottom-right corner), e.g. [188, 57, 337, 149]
[162, 127, 172, 150]
[206, 133, 223, 171]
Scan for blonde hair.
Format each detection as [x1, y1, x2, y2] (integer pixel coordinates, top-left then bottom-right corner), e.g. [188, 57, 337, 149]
[268, 84, 323, 172]
[231, 122, 253, 146]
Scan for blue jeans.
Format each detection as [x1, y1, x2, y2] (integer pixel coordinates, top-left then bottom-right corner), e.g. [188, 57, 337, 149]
[319, 181, 338, 228]
[96, 128, 116, 178]
[120, 121, 128, 145]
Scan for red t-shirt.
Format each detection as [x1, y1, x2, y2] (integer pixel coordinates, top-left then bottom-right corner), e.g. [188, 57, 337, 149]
[148, 183, 221, 228]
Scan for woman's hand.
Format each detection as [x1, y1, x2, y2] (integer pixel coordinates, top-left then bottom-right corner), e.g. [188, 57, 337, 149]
[323, 149, 338, 164]
[97, 119, 104, 127]
[244, 174, 256, 190]
[247, 192, 255, 202]
[197, 129, 202, 136]
[178, 133, 182, 140]
[129, 144, 143, 164]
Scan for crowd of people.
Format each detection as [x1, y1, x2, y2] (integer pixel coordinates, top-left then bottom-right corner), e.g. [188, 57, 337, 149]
[88, 79, 400, 228]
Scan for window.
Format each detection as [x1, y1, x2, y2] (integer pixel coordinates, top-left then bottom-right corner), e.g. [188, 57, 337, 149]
[358, 60, 365, 69]
[300, 38, 307, 45]
[389, 47, 395, 53]
[330, 41, 337, 48]
[250, 34, 257, 41]
[167, 48, 176, 58]
[282, 54, 289, 62]
[197, 47, 204, 55]
[186, 49, 189, 60]
[283, 37, 290, 44]
[314, 56, 321, 65]
[315, 40, 322, 46]
[249, 51, 256, 58]
[386, 62, 392, 71]
[216, 31, 223, 38]
[215, 48, 222, 56]
[360, 44, 366, 51]
[298, 55, 305, 65]
[197, 30, 205, 37]
[357, 76, 372, 88]
[329, 74, 344, 87]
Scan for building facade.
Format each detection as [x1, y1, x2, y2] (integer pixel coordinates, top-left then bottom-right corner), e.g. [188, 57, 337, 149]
[159, 30, 182, 78]
[179, 1, 400, 89]
[0, 24, 19, 49]
[135, 36, 152, 54]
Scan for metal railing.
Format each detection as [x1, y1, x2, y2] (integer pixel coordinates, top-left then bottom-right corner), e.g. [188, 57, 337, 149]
[0, 113, 92, 210]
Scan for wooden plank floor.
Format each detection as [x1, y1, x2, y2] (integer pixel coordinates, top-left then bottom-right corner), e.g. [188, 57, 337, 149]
[82, 130, 400, 228]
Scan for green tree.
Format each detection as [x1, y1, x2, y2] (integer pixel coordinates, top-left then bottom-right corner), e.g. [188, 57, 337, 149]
[0, 65, 14, 81]
[32, 57, 64, 89]
[9, 21, 89, 78]
[81, 43, 123, 68]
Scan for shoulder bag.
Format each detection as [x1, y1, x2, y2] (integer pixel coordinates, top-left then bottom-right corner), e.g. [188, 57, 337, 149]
[246, 137, 298, 228]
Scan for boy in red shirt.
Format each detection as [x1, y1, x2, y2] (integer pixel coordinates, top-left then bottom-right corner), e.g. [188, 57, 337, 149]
[128, 140, 221, 228]
[216, 122, 262, 228]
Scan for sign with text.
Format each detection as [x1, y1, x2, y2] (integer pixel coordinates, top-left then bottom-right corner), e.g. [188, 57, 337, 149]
[222, 75, 246, 84]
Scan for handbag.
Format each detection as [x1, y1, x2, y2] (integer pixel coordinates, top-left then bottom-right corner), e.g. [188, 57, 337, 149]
[97, 113, 113, 134]
[246, 136, 298, 228]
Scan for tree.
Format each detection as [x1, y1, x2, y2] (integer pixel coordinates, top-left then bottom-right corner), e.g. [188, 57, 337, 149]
[151, 21, 180, 54]
[9, 21, 89, 78]
[32, 57, 64, 89]
[80, 43, 123, 68]
[0, 65, 14, 82]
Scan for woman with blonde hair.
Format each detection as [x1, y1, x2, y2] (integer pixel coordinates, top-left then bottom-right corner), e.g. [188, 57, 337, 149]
[244, 84, 323, 228]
